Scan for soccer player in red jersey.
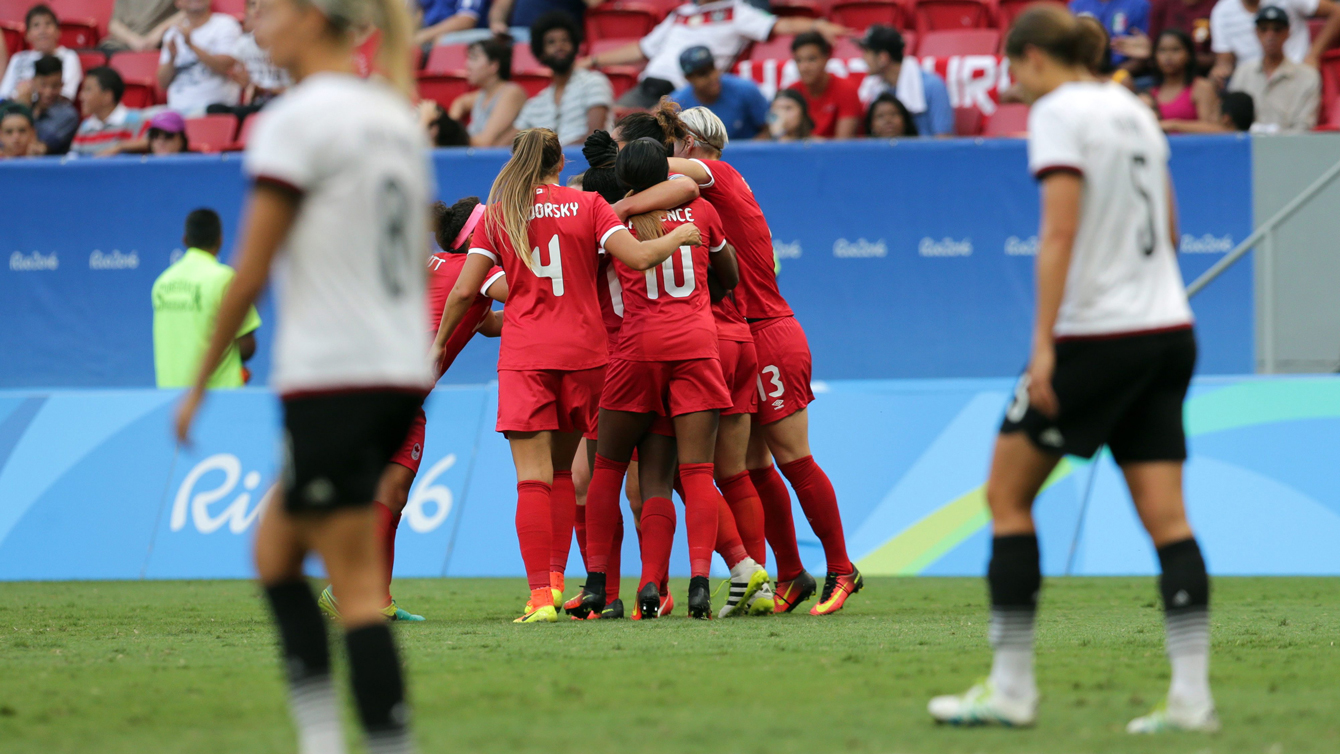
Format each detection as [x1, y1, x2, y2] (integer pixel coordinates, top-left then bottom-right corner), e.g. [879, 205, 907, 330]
[318, 197, 506, 623]
[665, 107, 865, 617]
[435, 128, 700, 623]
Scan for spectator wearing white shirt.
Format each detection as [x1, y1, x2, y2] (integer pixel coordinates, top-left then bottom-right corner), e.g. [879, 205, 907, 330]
[0, 5, 82, 101]
[207, 0, 290, 120]
[579, 0, 850, 108]
[512, 12, 612, 145]
[1207, 0, 1334, 85]
[157, 0, 243, 116]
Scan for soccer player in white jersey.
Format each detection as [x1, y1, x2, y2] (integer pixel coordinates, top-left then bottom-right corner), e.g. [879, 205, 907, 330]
[173, 0, 429, 749]
[927, 5, 1216, 735]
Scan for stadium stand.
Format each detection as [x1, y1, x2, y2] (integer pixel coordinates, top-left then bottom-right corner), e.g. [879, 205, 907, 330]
[109, 50, 163, 107]
[768, 0, 824, 19]
[954, 105, 982, 135]
[76, 46, 104, 72]
[584, 2, 661, 41]
[916, 28, 1000, 58]
[48, 0, 112, 47]
[982, 101, 1028, 135]
[424, 43, 469, 74]
[829, 0, 906, 33]
[912, 0, 994, 33]
[184, 114, 237, 153]
[510, 42, 553, 97]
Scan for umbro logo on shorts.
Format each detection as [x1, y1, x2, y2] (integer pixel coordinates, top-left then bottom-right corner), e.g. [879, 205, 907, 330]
[772, 399, 785, 410]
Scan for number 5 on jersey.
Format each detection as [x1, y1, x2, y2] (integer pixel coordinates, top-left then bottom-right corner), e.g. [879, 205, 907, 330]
[532, 235, 564, 295]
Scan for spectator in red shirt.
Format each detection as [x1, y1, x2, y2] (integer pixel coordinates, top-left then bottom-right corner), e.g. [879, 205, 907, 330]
[787, 32, 863, 138]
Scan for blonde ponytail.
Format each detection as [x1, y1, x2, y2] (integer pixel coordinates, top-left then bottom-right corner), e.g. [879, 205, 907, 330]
[628, 206, 666, 244]
[487, 128, 564, 270]
[370, 0, 414, 99]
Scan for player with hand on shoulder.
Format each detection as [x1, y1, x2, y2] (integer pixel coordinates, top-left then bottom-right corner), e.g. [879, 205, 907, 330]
[172, 0, 428, 748]
[928, 5, 1213, 734]
[435, 127, 700, 623]
[317, 196, 505, 624]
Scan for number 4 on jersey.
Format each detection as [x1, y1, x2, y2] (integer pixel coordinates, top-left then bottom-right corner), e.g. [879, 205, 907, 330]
[532, 235, 564, 295]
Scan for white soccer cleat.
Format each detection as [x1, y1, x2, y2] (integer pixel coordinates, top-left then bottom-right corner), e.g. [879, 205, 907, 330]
[745, 579, 775, 615]
[928, 680, 1038, 727]
[1126, 697, 1220, 734]
[717, 558, 771, 618]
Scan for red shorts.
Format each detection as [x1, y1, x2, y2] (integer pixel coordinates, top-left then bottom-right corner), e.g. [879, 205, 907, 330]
[389, 407, 427, 474]
[719, 339, 760, 417]
[750, 316, 815, 425]
[601, 357, 732, 418]
[497, 366, 605, 435]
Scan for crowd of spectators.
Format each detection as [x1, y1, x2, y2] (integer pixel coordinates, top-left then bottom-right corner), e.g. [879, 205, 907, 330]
[3, 0, 1340, 162]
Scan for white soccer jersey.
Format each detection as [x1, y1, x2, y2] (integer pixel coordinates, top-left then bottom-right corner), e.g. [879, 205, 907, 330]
[1027, 81, 1194, 339]
[640, 0, 777, 88]
[244, 73, 435, 395]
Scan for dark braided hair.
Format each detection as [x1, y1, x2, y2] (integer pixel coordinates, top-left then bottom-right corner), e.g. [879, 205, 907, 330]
[581, 130, 624, 204]
[432, 196, 483, 253]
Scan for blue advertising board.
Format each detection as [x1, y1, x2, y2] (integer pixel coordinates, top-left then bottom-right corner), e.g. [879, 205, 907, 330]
[0, 136, 1253, 389]
[2, 375, 1336, 582]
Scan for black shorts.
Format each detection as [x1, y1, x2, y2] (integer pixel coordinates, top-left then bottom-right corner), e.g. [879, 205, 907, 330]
[1000, 327, 1197, 464]
[281, 390, 424, 514]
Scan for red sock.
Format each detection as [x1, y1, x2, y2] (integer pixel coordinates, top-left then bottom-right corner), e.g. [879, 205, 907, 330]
[638, 497, 676, 593]
[751, 465, 804, 582]
[714, 492, 749, 569]
[374, 502, 399, 603]
[515, 480, 553, 592]
[720, 471, 766, 567]
[549, 471, 576, 576]
[779, 455, 851, 575]
[574, 504, 589, 571]
[585, 455, 628, 574]
[607, 511, 624, 603]
[678, 462, 719, 579]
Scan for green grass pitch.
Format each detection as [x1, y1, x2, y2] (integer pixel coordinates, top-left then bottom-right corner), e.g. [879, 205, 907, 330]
[1, 576, 1336, 753]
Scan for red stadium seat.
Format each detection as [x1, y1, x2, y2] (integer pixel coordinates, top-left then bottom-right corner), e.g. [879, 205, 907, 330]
[50, 0, 114, 45]
[424, 43, 468, 73]
[770, 0, 823, 17]
[912, 0, 993, 33]
[416, 72, 471, 109]
[2, 21, 24, 53]
[746, 34, 795, 65]
[916, 28, 1000, 58]
[954, 105, 982, 135]
[829, 0, 906, 33]
[109, 50, 162, 106]
[0, 0, 31, 25]
[58, 21, 98, 47]
[511, 42, 547, 76]
[995, 0, 1063, 34]
[603, 67, 639, 98]
[76, 47, 104, 71]
[184, 114, 237, 153]
[982, 102, 1028, 136]
[212, 0, 246, 20]
[1319, 49, 1340, 125]
[231, 111, 258, 148]
[903, 30, 918, 54]
[585, 4, 660, 42]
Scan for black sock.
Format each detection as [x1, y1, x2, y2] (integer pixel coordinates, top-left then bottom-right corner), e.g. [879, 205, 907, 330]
[346, 623, 414, 754]
[264, 581, 342, 749]
[987, 534, 1041, 652]
[1157, 538, 1211, 664]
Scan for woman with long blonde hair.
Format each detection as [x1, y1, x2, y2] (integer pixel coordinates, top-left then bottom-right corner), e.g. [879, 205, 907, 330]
[173, 0, 427, 748]
[434, 127, 700, 623]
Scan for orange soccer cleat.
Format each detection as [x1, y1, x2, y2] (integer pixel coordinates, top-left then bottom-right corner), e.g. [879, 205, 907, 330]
[773, 570, 817, 613]
[809, 567, 864, 616]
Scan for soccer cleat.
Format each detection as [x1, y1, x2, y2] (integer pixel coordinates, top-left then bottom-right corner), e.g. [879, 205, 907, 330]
[688, 576, 712, 619]
[596, 599, 625, 620]
[317, 586, 340, 620]
[746, 580, 776, 616]
[549, 572, 565, 612]
[717, 559, 771, 618]
[514, 604, 559, 624]
[810, 567, 864, 616]
[928, 679, 1038, 727]
[660, 590, 674, 617]
[1126, 697, 1221, 734]
[380, 600, 425, 622]
[634, 582, 661, 620]
[773, 570, 817, 613]
[566, 574, 606, 620]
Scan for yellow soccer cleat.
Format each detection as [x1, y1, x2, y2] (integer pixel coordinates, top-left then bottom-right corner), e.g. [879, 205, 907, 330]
[380, 600, 425, 622]
[514, 604, 559, 624]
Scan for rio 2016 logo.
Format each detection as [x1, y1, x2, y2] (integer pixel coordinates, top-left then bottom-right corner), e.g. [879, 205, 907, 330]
[170, 453, 458, 535]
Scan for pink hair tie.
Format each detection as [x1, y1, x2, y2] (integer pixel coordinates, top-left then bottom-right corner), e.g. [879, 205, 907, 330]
[453, 202, 487, 250]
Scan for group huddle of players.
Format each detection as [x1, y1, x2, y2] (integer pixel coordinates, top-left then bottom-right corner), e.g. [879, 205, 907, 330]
[330, 102, 864, 625]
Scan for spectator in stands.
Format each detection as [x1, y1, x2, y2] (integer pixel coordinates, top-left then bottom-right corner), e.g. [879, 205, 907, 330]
[1228, 6, 1320, 130]
[0, 5, 83, 101]
[71, 67, 150, 156]
[0, 102, 39, 158]
[448, 35, 527, 147]
[856, 26, 954, 137]
[787, 32, 863, 138]
[157, 0, 243, 116]
[865, 92, 917, 138]
[1124, 0, 1219, 72]
[1163, 87, 1257, 129]
[1070, 0, 1151, 68]
[580, 0, 849, 109]
[1148, 30, 1221, 123]
[152, 208, 261, 389]
[147, 110, 191, 153]
[670, 45, 769, 139]
[512, 11, 612, 145]
[488, 0, 591, 37]
[415, 0, 491, 46]
[765, 88, 815, 141]
[205, 0, 288, 123]
[105, 0, 184, 52]
[1209, 0, 1330, 86]
[26, 56, 79, 155]
[420, 100, 471, 145]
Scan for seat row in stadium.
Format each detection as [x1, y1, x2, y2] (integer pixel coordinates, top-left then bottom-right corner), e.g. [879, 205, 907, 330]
[0, 0, 245, 49]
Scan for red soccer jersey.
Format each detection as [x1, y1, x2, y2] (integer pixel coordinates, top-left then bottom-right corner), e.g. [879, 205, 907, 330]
[788, 74, 864, 138]
[426, 252, 502, 373]
[692, 158, 793, 321]
[596, 254, 626, 349]
[613, 197, 727, 362]
[470, 185, 626, 371]
[713, 294, 752, 342]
